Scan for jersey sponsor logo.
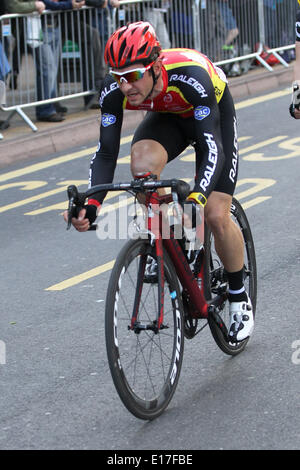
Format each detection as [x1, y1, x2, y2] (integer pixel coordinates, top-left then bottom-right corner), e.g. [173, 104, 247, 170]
[194, 105, 210, 120]
[163, 93, 173, 103]
[102, 113, 116, 127]
[99, 81, 119, 107]
[169, 74, 208, 98]
[214, 86, 223, 97]
[199, 133, 218, 192]
[229, 117, 238, 183]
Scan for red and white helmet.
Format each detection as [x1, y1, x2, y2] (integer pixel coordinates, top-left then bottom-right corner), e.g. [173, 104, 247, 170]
[104, 21, 161, 69]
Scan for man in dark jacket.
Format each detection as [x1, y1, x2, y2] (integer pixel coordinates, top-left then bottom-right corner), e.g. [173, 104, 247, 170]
[5, 0, 84, 121]
[62, 0, 107, 108]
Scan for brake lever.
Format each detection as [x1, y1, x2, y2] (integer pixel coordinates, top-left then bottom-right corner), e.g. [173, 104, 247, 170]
[66, 185, 82, 231]
[67, 196, 75, 230]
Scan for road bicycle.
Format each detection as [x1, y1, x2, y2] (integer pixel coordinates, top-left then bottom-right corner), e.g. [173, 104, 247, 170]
[66, 173, 257, 420]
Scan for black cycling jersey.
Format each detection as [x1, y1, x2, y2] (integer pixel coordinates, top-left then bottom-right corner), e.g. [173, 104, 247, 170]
[89, 48, 239, 206]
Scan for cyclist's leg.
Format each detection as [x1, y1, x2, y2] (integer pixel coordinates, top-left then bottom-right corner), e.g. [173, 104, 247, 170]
[205, 198, 256, 353]
[131, 112, 188, 178]
[205, 191, 244, 273]
[204, 87, 254, 341]
[205, 192, 254, 342]
[205, 86, 242, 273]
[131, 112, 188, 205]
[131, 139, 168, 179]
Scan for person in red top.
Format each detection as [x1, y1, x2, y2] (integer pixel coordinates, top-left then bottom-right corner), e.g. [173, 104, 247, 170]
[64, 21, 254, 342]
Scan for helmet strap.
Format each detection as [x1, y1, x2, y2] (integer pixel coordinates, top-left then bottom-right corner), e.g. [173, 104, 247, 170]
[145, 67, 160, 101]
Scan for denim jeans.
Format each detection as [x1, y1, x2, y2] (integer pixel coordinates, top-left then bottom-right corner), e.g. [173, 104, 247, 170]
[33, 26, 60, 118]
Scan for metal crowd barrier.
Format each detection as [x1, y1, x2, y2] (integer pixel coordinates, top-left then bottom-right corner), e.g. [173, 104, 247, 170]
[113, 0, 297, 72]
[0, 7, 109, 132]
[0, 1, 298, 134]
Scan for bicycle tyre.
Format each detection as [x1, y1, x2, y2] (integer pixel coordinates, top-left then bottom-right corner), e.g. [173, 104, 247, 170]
[205, 197, 257, 355]
[105, 238, 184, 420]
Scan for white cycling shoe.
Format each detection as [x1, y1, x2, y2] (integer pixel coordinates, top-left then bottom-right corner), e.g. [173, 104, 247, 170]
[228, 295, 254, 342]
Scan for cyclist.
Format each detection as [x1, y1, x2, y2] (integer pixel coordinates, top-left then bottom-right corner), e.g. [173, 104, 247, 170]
[64, 21, 254, 342]
[290, 0, 300, 118]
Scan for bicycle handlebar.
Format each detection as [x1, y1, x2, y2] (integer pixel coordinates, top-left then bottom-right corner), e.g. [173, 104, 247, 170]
[66, 177, 191, 230]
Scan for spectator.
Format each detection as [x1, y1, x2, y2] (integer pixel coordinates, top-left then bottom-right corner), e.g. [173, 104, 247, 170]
[93, 0, 119, 47]
[62, 0, 106, 109]
[170, 0, 193, 48]
[263, 0, 278, 49]
[144, 1, 171, 49]
[218, 0, 239, 49]
[0, 41, 11, 93]
[4, 0, 83, 122]
[217, 0, 240, 76]
[0, 40, 11, 129]
[38, 0, 86, 120]
[199, 0, 227, 60]
[0, 4, 11, 91]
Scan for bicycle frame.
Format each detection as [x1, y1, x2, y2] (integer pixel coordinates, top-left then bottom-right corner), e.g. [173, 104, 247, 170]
[67, 178, 227, 334]
[143, 190, 209, 329]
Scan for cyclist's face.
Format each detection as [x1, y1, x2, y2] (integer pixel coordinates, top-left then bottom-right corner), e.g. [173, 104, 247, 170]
[114, 61, 161, 105]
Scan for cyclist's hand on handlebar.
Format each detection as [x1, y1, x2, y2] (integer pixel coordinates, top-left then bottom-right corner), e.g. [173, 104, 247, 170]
[63, 208, 90, 231]
[63, 205, 98, 232]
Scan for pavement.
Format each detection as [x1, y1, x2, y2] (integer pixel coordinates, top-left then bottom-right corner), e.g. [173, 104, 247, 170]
[0, 62, 293, 169]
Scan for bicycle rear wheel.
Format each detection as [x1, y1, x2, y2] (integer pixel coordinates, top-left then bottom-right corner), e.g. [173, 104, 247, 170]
[206, 197, 257, 355]
[105, 238, 184, 420]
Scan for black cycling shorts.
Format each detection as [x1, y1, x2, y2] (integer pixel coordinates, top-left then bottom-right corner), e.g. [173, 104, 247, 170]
[132, 86, 238, 196]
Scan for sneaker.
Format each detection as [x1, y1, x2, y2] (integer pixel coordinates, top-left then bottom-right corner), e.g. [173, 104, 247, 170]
[228, 295, 254, 342]
[143, 258, 158, 283]
[37, 113, 65, 123]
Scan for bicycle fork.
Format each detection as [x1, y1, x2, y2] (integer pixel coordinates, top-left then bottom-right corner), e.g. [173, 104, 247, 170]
[129, 195, 166, 334]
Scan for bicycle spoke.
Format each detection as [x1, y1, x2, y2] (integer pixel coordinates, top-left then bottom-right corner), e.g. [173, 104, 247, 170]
[105, 239, 184, 419]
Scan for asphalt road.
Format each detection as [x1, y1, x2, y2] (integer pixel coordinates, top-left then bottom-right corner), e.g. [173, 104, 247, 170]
[0, 86, 299, 451]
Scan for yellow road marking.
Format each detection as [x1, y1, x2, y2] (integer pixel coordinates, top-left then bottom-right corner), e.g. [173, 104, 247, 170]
[240, 196, 272, 209]
[45, 260, 115, 291]
[243, 136, 300, 161]
[45, 176, 272, 291]
[0, 88, 291, 184]
[235, 88, 290, 110]
[0, 135, 133, 183]
[180, 136, 284, 162]
[235, 178, 276, 200]
[240, 136, 287, 155]
[0, 181, 48, 191]
[0, 180, 87, 214]
[25, 189, 125, 215]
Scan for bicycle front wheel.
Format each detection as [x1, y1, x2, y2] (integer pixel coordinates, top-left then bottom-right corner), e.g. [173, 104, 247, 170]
[105, 238, 184, 420]
[206, 197, 257, 355]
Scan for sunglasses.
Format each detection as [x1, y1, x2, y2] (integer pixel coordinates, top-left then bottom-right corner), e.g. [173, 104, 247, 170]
[110, 62, 155, 86]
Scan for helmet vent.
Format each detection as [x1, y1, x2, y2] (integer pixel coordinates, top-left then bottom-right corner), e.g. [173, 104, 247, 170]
[118, 39, 127, 65]
[142, 25, 149, 36]
[137, 42, 148, 57]
[109, 42, 116, 67]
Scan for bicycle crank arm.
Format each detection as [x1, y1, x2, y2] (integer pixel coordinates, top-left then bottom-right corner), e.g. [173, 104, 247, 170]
[208, 306, 229, 341]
